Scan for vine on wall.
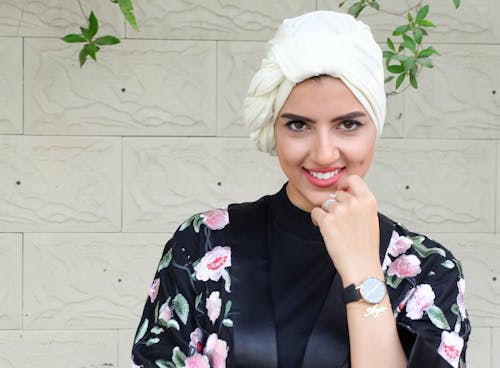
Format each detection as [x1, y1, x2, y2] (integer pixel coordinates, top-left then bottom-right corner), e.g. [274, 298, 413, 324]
[62, 0, 461, 94]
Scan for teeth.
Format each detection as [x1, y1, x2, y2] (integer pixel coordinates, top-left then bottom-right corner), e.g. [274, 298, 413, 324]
[309, 169, 340, 180]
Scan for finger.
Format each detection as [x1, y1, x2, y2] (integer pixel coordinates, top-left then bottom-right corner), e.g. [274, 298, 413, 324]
[337, 174, 370, 197]
[311, 206, 328, 227]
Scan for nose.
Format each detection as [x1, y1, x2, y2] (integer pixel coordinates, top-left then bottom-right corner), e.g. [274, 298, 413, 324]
[310, 131, 339, 165]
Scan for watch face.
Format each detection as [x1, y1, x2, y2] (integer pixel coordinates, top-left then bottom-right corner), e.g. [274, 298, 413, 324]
[359, 277, 387, 304]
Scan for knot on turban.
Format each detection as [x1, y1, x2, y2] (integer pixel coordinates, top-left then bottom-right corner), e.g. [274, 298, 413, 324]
[244, 10, 386, 154]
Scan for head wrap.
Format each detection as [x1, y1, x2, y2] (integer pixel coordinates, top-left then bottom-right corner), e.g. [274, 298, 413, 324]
[244, 10, 386, 154]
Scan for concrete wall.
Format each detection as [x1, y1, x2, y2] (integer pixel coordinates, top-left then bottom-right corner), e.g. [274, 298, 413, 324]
[0, 0, 497, 366]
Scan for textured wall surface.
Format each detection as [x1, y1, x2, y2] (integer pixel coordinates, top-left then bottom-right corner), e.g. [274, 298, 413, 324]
[0, 0, 497, 367]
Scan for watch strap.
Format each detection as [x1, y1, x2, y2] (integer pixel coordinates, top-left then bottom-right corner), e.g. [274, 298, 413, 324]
[342, 283, 360, 304]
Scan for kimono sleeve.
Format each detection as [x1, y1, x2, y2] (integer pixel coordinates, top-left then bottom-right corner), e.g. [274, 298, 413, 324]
[385, 230, 471, 368]
[131, 210, 233, 368]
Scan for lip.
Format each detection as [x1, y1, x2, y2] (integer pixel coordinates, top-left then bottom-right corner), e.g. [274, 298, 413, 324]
[303, 167, 344, 188]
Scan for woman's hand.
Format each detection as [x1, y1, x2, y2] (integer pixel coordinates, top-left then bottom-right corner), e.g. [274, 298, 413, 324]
[310, 174, 382, 286]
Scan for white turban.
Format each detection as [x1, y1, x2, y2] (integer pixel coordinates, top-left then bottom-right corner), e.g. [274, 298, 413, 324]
[244, 11, 386, 154]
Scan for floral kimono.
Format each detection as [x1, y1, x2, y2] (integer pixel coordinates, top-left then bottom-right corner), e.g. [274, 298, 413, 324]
[131, 187, 470, 368]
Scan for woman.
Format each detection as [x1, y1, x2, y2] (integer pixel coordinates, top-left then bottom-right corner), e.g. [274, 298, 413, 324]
[131, 11, 470, 368]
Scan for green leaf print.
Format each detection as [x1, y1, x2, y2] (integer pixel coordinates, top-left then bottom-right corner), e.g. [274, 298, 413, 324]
[156, 360, 176, 368]
[193, 215, 204, 233]
[134, 318, 148, 343]
[173, 293, 190, 325]
[179, 215, 196, 231]
[151, 326, 164, 334]
[172, 346, 187, 368]
[385, 274, 403, 289]
[166, 319, 180, 331]
[222, 269, 231, 292]
[225, 300, 232, 317]
[145, 337, 160, 346]
[427, 305, 451, 330]
[411, 235, 425, 245]
[441, 260, 455, 269]
[453, 258, 464, 278]
[195, 293, 204, 313]
[223, 318, 234, 327]
[158, 248, 173, 272]
[413, 242, 446, 258]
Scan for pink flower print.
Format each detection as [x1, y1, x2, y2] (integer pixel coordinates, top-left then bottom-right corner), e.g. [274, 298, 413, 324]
[405, 284, 435, 320]
[387, 254, 421, 278]
[148, 278, 160, 303]
[194, 246, 231, 282]
[201, 208, 229, 230]
[204, 333, 228, 368]
[457, 278, 466, 319]
[185, 354, 210, 368]
[438, 331, 464, 368]
[190, 328, 204, 353]
[158, 301, 172, 323]
[388, 231, 412, 257]
[206, 291, 222, 324]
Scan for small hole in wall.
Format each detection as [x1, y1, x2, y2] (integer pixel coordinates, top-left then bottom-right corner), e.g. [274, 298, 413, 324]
[492, 90, 496, 95]
[493, 276, 497, 281]
[117, 278, 122, 283]
[217, 182, 222, 186]
[405, 185, 410, 190]
[16, 181, 21, 185]
[121, 88, 126, 92]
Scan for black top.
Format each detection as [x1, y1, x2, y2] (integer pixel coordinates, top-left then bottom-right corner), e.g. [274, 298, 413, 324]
[269, 186, 336, 367]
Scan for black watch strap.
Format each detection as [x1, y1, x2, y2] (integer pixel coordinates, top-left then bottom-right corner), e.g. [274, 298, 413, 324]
[342, 283, 360, 304]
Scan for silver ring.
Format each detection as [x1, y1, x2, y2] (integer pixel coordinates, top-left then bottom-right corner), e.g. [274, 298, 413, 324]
[321, 193, 337, 211]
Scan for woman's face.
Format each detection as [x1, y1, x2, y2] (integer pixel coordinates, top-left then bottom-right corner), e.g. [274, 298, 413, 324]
[274, 76, 377, 212]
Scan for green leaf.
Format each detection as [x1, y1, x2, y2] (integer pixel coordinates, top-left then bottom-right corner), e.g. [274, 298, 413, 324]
[166, 319, 180, 330]
[451, 303, 460, 316]
[386, 37, 395, 52]
[427, 305, 451, 330]
[339, 1, 346, 7]
[395, 73, 406, 89]
[416, 5, 430, 23]
[88, 11, 98, 39]
[453, 259, 464, 278]
[403, 57, 417, 72]
[151, 326, 164, 334]
[222, 318, 234, 327]
[417, 57, 434, 68]
[221, 269, 231, 292]
[193, 215, 203, 233]
[79, 46, 89, 67]
[348, 2, 365, 18]
[172, 346, 187, 368]
[134, 318, 148, 343]
[385, 274, 404, 288]
[411, 235, 426, 245]
[62, 34, 87, 43]
[402, 34, 417, 52]
[145, 337, 160, 346]
[384, 76, 394, 84]
[173, 293, 189, 325]
[158, 248, 173, 272]
[409, 73, 418, 88]
[95, 35, 120, 46]
[419, 19, 435, 27]
[224, 300, 232, 317]
[156, 360, 176, 368]
[387, 64, 405, 74]
[453, 0, 461, 9]
[369, 1, 380, 11]
[441, 260, 455, 269]
[413, 242, 446, 258]
[80, 26, 90, 39]
[413, 27, 424, 44]
[392, 54, 410, 62]
[117, 0, 139, 30]
[195, 293, 203, 313]
[407, 12, 413, 23]
[83, 43, 99, 61]
[393, 25, 410, 36]
[418, 47, 440, 58]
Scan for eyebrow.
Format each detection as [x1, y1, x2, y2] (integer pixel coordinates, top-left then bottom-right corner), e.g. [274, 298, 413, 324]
[280, 111, 367, 123]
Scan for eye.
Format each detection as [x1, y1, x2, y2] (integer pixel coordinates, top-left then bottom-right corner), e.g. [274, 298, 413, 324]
[286, 120, 308, 132]
[339, 120, 362, 132]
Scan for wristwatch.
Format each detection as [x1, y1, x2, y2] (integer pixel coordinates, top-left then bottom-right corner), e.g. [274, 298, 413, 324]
[342, 277, 387, 304]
